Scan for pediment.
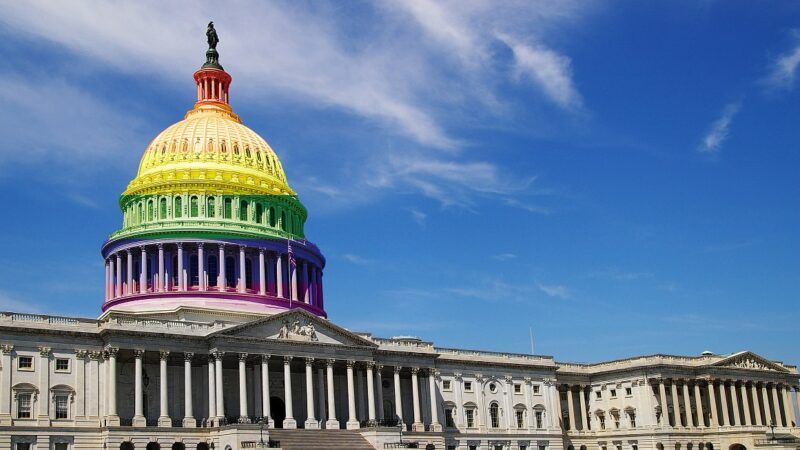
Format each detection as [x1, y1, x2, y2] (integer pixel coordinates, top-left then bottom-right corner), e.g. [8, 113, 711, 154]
[710, 351, 789, 373]
[212, 309, 377, 348]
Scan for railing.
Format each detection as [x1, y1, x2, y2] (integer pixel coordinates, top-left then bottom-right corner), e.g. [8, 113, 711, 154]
[219, 415, 268, 426]
[119, 418, 133, 427]
[240, 441, 280, 449]
[384, 444, 419, 449]
[361, 419, 401, 428]
[0, 312, 94, 327]
[756, 437, 799, 445]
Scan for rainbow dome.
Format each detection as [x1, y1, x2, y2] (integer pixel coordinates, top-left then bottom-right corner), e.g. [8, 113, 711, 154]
[100, 46, 325, 321]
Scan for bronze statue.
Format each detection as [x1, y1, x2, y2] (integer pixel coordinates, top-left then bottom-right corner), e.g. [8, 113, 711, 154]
[207, 21, 219, 50]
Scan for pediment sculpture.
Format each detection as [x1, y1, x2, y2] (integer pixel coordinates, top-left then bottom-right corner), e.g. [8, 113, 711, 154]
[277, 318, 318, 342]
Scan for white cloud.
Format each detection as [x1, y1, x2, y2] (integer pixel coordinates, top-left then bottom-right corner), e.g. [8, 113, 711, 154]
[409, 209, 427, 227]
[764, 32, 800, 90]
[536, 282, 571, 299]
[699, 102, 741, 154]
[341, 253, 374, 266]
[492, 253, 518, 261]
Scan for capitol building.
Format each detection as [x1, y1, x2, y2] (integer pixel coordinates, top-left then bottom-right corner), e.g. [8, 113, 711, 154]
[1, 27, 798, 450]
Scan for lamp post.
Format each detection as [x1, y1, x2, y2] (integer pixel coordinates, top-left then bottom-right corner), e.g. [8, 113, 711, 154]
[770, 420, 776, 442]
[257, 417, 267, 448]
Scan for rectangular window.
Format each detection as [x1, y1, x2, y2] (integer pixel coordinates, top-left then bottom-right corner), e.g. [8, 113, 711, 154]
[539, 446, 547, 450]
[516, 409, 525, 428]
[55, 358, 70, 372]
[514, 383, 522, 394]
[55, 444, 69, 450]
[464, 381, 473, 392]
[18, 356, 33, 370]
[595, 391, 602, 399]
[443, 380, 452, 391]
[17, 393, 32, 418]
[445, 408, 455, 428]
[55, 395, 69, 419]
[536, 411, 543, 428]
[465, 409, 475, 428]
[469, 446, 477, 450]
[610, 389, 617, 398]
[626, 387, 632, 396]
[533, 384, 540, 394]
[15, 444, 31, 450]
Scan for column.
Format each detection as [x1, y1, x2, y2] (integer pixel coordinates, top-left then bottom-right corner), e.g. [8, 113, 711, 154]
[238, 246, 246, 293]
[283, 356, 297, 428]
[183, 353, 195, 427]
[347, 360, 359, 429]
[215, 351, 225, 420]
[0, 345, 11, 424]
[75, 350, 86, 419]
[659, 379, 669, 427]
[366, 362, 376, 424]
[115, 254, 122, 297]
[305, 358, 318, 428]
[751, 382, 763, 425]
[177, 243, 185, 291]
[761, 383, 772, 425]
[740, 382, 751, 426]
[708, 381, 718, 426]
[782, 385, 795, 428]
[579, 386, 588, 430]
[682, 382, 692, 427]
[267, 253, 276, 294]
[276, 253, 284, 298]
[104, 347, 119, 425]
[259, 249, 266, 295]
[719, 381, 730, 426]
[290, 259, 298, 301]
[566, 386, 576, 430]
[411, 367, 423, 431]
[157, 244, 165, 292]
[158, 351, 171, 426]
[37, 347, 51, 425]
[670, 380, 681, 427]
[133, 349, 145, 426]
[239, 353, 249, 420]
[126, 249, 133, 294]
[261, 355, 273, 427]
[730, 381, 741, 426]
[394, 367, 404, 426]
[218, 244, 226, 290]
[198, 243, 205, 291]
[376, 365, 384, 423]
[694, 382, 704, 427]
[771, 384, 782, 426]
[325, 359, 339, 429]
[104, 260, 110, 300]
[140, 246, 148, 293]
[525, 378, 534, 430]
[302, 262, 310, 303]
[429, 369, 441, 431]
[310, 268, 317, 305]
[207, 355, 216, 426]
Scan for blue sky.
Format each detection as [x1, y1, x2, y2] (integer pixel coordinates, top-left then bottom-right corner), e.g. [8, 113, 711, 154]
[0, 1, 798, 364]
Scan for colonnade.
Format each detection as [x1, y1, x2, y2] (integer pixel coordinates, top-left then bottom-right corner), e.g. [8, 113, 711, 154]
[104, 242, 323, 309]
[103, 348, 440, 431]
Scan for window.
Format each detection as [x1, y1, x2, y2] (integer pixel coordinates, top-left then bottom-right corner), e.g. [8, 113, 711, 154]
[489, 403, 500, 428]
[55, 358, 70, 372]
[224, 198, 232, 219]
[599, 415, 606, 430]
[464, 381, 473, 392]
[18, 356, 33, 370]
[489, 382, 498, 393]
[626, 387, 632, 396]
[269, 207, 276, 227]
[55, 444, 69, 450]
[239, 200, 249, 221]
[535, 411, 543, 428]
[610, 389, 617, 398]
[629, 412, 637, 428]
[207, 197, 215, 218]
[533, 385, 540, 394]
[516, 409, 525, 428]
[445, 408, 455, 427]
[465, 409, 475, 428]
[17, 393, 32, 418]
[255, 203, 263, 224]
[159, 197, 167, 218]
[514, 383, 522, 394]
[442, 380, 451, 391]
[469, 446, 477, 450]
[15, 444, 31, 450]
[595, 391, 602, 399]
[174, 196, 183, 218]
[55, 394, 69, 419]
[190, 196, 199, 217]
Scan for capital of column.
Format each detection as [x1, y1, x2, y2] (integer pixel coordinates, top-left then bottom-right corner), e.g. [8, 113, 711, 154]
[394, 366, 402, 374]
[218, 243, 225, 251]
[184, 352, 194, 362]
[176, 242, 183, 249]
[454, 372, 463, 381]
[347, 360, 356, 369]
[157, 243, 164, 250]
[326, 358, 336, 367]
[133, 349, 145, 358]
[284, 355, 293, 365]
[433, 369, 441, 379]
[410, 366, 419, 375]
[104, 346, 119, 357]
[126, 248, 132, 255]
[140, 245, 147, 253]
[305, 357, 315, 366]
[475, 373, 484, 381]
[504, 375, 514, 383]
[259, 248, 265, 255]
[75, 349, 88, 359]
[376, 364, 384, 371]
[38, 346, 51, 357]
[364, 361, 375, 370]
[239, 244, 247, 251]
[88, 351, 102, 360]
[160, 351, 170, 360]
[261, 354, 271, 363]
[524, 377, 533, 384]
[212, 350, 225, 359]
[239, 353, 249, 361]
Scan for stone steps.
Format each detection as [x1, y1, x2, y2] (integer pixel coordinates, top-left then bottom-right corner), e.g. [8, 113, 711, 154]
[268, 429, 376, 450]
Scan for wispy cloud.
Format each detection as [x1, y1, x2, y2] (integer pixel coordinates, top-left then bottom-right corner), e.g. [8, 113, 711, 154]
[341, 253, 375, 266]
[536, 282, 571, 299]
[492, 253, 518, 261]
[588, 268, 653, 281]
[763, 31, 800, 90]
[409, 209, 427, 227]
[698, 102, 741, 154]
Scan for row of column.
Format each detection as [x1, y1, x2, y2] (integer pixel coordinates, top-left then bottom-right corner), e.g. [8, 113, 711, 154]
[104, 242, 323, 308]
[103, 349, 439, 431]
[654, 378, 796, 428]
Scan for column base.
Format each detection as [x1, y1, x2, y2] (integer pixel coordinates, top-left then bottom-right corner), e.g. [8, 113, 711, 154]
[305, 419, 320, 429]
[158, 416, 172, 427]
[347, 420, 361, 430]
[325, 419, 341, 429]
[37, 416, 51, 426]
[429, 422, 442, 432]
[267, 417, 275, 428]
[283, 418, 297, 429]
[412, 422, 425, 432]
[183, 417, 197, 427]
[239, 415, 252, 424]
[105, 415, 120, 426]
[0, 414, 12, 426]
[132, 415, 146, 427]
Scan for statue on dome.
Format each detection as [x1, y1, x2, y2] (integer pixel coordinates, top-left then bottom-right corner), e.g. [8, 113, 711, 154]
[206, 21, 219, 50]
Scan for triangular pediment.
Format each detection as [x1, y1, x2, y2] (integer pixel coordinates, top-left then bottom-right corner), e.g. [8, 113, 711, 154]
[211, 309, 377, 348]
[710, 351, 789, 373]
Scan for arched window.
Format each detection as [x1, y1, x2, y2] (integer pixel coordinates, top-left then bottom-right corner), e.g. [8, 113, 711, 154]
[281, 211, 287, 231]
[138, 202, 144, 223]
[489, 402, 500, 428]
[190, 196, 199, 217]
[147, 200, 154, 221]
[146, 443, 161, 450]
[159, 198, 167, 219]
[172, 443, 186, 450]
[120, 443, 135, 450]
[196, 445, 210, 450]
[225, 256, 235, 288]
[245, 258, 253, 290]
[224, 198, 232, 219]
[206, 197, 215, 218]
[208, 255, 218, 287]
[239, 200, 248, 221]
[174, 197, 183, 218]
[269, 207, 276, 227]
[255, 203, 263, 224]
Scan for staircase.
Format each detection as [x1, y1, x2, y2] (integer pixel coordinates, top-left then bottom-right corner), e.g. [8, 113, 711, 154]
[268, 429, 376, 450]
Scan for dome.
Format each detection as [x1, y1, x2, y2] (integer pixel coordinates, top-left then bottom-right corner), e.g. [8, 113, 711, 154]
[123, 102, 294, 199]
